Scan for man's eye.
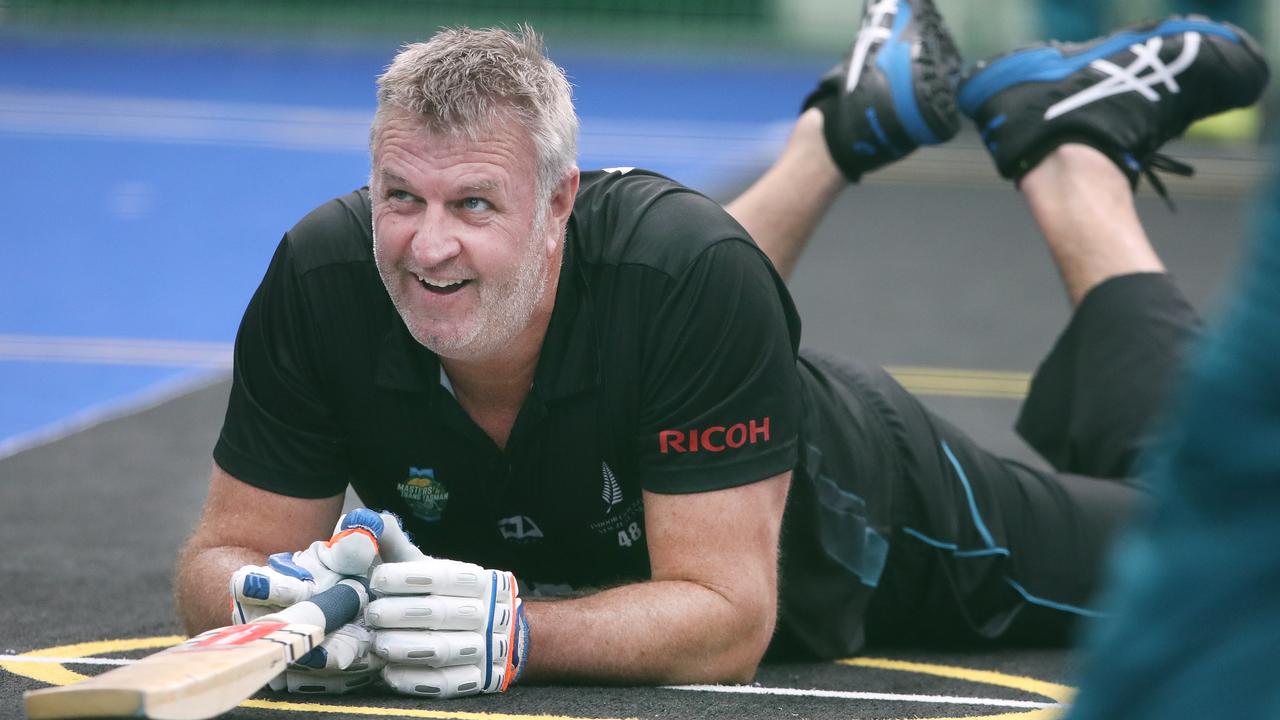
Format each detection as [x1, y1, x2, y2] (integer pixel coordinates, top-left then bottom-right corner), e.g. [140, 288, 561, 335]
[388, 189, 414, 202]
[461, 197, 492, 212]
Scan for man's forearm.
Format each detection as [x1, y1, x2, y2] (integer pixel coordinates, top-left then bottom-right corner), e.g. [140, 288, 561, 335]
[176, 467, 348, 635]
[174, 545, 265, 634]
[521, 578, 775, 685]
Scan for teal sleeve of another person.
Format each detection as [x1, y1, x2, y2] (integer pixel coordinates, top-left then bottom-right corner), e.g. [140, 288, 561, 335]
[1065, 168, 1280, 719]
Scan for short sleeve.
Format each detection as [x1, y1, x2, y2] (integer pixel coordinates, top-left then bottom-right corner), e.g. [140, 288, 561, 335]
[636, 239, 802, 493]
[213, 237, 351, 498]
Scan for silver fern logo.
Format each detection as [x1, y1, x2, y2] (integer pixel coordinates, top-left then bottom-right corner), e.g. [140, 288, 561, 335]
[601, 462, 623, 513]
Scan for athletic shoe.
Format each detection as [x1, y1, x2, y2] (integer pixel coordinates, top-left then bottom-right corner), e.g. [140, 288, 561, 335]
[802, 0, 962, 182]
[958, 16, 1270, 203]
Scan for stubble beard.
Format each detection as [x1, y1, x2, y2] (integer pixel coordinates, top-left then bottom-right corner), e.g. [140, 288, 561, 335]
[375, 212, 554, 362]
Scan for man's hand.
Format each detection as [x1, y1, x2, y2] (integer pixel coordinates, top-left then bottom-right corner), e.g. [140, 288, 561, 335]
[229, 507, 384, 622]
[271, 621, 386, 694]
[367, 558, 529, 698]
[229, 508, 386, 694]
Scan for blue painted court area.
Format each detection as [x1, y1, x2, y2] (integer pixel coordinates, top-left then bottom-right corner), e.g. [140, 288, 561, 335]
[0, 35, 821, 454]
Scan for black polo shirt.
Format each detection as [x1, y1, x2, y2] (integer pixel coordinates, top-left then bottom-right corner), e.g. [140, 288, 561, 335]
[215, 168, 804, 591]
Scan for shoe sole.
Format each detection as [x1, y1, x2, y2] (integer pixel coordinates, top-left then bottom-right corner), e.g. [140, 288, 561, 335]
[873, 0, 961, 145]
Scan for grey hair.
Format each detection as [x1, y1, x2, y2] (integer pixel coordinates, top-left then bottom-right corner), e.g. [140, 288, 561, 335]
[371, 25, 578, 206]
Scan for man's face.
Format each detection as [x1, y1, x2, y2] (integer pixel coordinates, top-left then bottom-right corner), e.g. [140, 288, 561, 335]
[370, 110, 558, 361]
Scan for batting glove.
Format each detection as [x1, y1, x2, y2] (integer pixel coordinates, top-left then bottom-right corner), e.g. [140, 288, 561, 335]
[230, 508, 385, 622]
[367, 558, 529, 699]
[229, 508, 386, 695]
[271, 621, 387, 694]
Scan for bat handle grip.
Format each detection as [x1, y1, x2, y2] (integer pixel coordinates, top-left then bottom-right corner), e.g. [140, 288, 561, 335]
[261, 578, 369, 633]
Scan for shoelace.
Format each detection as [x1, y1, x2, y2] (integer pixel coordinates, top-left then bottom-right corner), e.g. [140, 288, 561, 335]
[1139, 152, 1196, 212]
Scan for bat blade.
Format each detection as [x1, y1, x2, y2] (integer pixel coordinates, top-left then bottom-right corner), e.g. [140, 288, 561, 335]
[24, 579, 367, 720]
[24, 622, 320, 720]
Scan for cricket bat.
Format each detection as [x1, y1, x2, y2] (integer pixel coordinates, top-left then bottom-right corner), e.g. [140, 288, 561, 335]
[24, 578, 369, 720]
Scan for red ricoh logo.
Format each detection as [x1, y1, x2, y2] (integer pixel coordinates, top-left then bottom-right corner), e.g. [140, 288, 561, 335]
[659, 417, 771, 454]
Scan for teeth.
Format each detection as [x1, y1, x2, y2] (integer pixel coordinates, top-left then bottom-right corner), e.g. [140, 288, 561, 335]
[414, 274, 464, 289]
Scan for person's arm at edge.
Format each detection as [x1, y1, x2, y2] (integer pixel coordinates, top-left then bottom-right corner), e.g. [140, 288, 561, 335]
[520, 471, 790, 685]
[175, 462, 346, 634]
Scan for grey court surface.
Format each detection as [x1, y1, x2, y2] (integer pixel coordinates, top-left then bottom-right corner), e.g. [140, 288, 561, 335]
[0, 137, 1260, 719]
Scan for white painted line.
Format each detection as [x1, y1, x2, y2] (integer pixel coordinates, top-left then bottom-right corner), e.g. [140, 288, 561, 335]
[0, 89, 790, 167]
[0, 90, 372, 152]
[0, 90, 1258, 194]
[2, 654, 1066, 710]
[0, 334, 233, 368]
[0, 655, 133, 666]
[0, 367, 227, 461]
[0, 335, 233, 459]
[664, 683, 1064, 710]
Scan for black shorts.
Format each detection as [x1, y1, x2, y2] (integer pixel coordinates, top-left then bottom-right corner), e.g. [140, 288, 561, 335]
[773, 273, 1200, 658]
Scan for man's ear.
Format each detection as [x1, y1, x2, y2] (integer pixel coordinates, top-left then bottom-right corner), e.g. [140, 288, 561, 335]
[546, 167, 581, 252]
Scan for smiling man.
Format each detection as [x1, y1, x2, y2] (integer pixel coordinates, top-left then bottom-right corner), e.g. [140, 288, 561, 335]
[372, 113, 564, 366]
[180, 25, 797, 693]
[370, 107, 572, 449]
[175, 7, 1268, 701]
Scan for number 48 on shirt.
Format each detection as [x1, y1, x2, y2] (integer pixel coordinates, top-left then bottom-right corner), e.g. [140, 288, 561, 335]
[617, 522, 642, 547]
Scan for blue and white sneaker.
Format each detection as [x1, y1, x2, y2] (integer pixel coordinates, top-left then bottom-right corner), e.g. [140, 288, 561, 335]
[802, 0, 962, 182]
[958, 16, 1269, 201]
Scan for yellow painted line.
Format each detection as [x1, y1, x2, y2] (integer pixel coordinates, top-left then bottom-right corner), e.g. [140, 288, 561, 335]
[5, 633, 1077, 720]
[4, 636, 633, 720]
[0, 658, 83, 688]
[241, 698, 635, 719]
[0, 333, 1029, 401]
[886, 366, 1031, 400]
[0, 636, 184, 687]
[841, 657, 1075, 720]
[866, 141, 1265, 198]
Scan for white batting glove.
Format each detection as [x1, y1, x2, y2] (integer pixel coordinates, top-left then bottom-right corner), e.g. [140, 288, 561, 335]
[269, 621, 387, 694]
[366, 558, 530, 699]
[230, 508, 385, 623]
[371, 510, 429, 563]
[229, 508, 386, 695]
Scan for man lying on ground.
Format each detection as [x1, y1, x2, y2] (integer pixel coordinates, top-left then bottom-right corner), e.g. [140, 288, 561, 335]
[175, 2, 1269, 697]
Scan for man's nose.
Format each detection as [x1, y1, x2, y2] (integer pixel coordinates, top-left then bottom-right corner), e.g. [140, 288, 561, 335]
[410, 206, 462, 267]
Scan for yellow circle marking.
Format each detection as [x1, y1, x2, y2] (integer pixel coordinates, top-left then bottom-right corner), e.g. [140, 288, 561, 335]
[841, 657, 1075, 720]
[0, 636, 184, 688]
[3, 636, 630, 720]
[5, 636, 1074, 720]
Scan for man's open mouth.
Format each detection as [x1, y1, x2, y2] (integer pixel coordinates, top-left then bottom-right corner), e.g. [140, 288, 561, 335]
[416, 274, 470, 295]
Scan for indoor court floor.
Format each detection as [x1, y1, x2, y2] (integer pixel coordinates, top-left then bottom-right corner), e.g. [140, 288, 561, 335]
[0, 30, 1266, 720]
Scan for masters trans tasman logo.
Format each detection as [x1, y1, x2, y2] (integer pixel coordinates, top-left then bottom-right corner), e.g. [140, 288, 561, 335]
[397, 467, 449, 523]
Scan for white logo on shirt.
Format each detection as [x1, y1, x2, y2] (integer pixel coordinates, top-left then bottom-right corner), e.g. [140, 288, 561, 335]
[602, 462, 623, 513]
[498, 515, 544, 541]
